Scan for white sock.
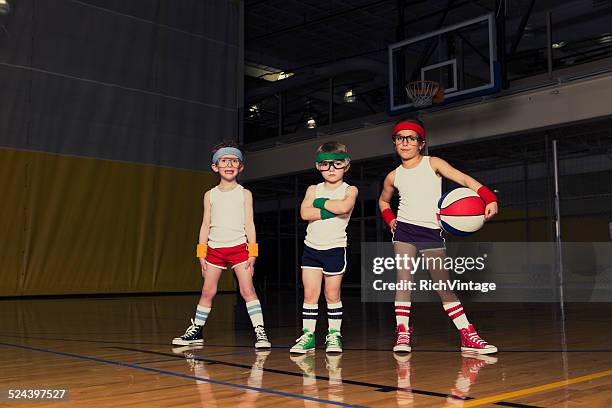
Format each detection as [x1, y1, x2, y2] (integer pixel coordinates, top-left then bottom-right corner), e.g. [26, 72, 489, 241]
[444, 301, 470, 330]
[327, 302, 343, 331]
[246, 299, 264, 327]
[303, 303, 318, 332]
[194, 305, 211, 326]
[394, 301, 411, 328]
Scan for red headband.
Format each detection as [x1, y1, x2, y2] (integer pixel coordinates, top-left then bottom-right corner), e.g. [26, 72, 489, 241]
[392, 122, 426, 140]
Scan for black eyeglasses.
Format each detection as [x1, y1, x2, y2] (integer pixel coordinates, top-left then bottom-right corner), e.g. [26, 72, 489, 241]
[393, 135, 423, 145]
[317, 160, 348, 171]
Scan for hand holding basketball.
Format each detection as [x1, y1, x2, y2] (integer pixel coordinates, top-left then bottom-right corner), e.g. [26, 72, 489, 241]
[437, 187, 486, 236]
[484, 202, 498, 221]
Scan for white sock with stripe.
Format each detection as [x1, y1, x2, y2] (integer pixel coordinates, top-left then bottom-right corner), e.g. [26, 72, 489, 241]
[327, 302, 343, 331]
[394, 301, 411, 328]
[194, 305, 211, 325]
[246, 299, 264, 327]
[303, 303, 318, 332]
[444, 301, 470, 330]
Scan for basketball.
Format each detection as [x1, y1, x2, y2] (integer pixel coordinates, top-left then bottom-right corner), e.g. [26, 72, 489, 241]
[437, 187, 486, 236]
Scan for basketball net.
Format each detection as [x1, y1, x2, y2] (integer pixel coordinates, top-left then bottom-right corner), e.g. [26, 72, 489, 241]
[405, 80, 444, 108]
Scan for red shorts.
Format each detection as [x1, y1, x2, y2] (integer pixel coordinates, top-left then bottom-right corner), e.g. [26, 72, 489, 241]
[205, 243, 249, 269]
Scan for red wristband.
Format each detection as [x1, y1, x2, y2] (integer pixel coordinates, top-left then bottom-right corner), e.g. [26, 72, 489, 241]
[477, 186, 497, 205]
[381, 208, 396, 226]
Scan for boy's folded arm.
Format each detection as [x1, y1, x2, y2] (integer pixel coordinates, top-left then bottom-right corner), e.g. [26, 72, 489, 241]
[323, 186, 359, 215]
[302, 207, 322, 221]
[300, 185, 322, 221]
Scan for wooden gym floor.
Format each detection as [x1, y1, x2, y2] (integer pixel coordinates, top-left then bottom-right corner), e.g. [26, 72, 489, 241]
[1, 293, 611, 407]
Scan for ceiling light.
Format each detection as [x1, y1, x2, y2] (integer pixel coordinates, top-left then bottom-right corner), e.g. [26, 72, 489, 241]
[552, 41, 566, 49]
[277, 71, 294, 81]
[0, 0, 10, 14]
[306, 117, 317, 129]
[244, 63, 294, 82]
[248, 104, 259, 118]
[343, 88, 357, 103]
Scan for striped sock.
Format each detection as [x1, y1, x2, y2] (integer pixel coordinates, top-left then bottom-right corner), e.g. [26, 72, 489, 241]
[327, 302, 343, 331]
[394, 301, 411, 328]
[444, 301, 470, 330]
[246, 299, 264, 327]
[303, 303, 318, 332]
[194, 305, 211, 325]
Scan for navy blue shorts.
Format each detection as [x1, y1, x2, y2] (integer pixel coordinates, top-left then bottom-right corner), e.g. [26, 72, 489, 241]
[301, 245, 347, 275]
[392, 221, 445, 252]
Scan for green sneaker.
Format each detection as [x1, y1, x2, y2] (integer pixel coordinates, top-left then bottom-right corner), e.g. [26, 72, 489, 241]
[325, 329, 343, 353]
[290, 329, 315, 354]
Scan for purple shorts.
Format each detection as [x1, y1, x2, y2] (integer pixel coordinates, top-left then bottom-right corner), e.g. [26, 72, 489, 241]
[392, 221, 445, 251]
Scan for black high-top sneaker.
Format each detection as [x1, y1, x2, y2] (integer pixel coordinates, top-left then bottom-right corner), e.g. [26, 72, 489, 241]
[254, 325, 271, 349]
[172, 319, 204, 346]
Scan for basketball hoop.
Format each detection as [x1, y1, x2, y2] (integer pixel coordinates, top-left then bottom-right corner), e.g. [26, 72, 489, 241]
[405, 80, 444, 108]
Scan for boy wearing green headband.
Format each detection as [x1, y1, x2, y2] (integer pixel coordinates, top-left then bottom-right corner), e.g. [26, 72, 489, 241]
[290, 142, 358, 355]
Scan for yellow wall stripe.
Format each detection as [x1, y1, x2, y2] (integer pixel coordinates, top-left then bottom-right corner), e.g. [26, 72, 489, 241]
[0, 147, 235, 296]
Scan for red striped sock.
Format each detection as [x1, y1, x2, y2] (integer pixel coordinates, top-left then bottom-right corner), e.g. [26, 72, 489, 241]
[395, 301, 411, 328]
[443, 301, 469, 330]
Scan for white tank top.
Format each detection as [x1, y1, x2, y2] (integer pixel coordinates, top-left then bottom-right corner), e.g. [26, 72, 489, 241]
[207, 185, 247, 248]
[394, 156, 441, 229]
[304, 182, 352, 250]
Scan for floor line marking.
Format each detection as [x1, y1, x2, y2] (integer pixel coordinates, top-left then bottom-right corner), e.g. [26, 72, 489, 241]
[462, 369, 612, 407]
[0, 341, 365, 408]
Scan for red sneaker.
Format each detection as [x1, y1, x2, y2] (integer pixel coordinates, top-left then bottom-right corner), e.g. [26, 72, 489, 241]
[393, 324, 413, 353]
[459, 324, 497, 354]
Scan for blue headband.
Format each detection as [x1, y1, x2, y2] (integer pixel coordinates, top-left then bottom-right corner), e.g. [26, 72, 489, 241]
[212, 147, 243, 164]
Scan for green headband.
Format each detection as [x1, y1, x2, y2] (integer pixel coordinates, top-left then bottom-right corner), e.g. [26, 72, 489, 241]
[316, 152, 350, 162]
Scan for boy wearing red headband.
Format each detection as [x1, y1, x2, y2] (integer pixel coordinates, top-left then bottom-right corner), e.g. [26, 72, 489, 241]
[172, 141, 271, 349]
[379, 119, 498, 354]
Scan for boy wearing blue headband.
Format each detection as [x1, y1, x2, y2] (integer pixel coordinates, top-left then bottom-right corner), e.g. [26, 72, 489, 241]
[172, 141, 271, 349]
[290, 142, 358, 354]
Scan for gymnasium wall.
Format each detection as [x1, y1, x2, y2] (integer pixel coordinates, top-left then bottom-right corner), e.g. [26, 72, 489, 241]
[0, 148, 239, 296]
[0, 0, 241, 296]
